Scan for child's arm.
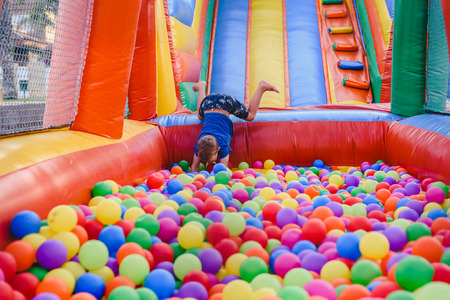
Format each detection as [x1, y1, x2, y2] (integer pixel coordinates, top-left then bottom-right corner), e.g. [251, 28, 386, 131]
[191, 154, 201, 173]
[245, 80, 279, 121]
[218, 155, 229, 167]
[193, 81, 207, 121]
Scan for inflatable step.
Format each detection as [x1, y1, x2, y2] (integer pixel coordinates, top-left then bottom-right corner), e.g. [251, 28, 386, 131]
[338, 61, 364, 70]
[328, 26, 353, 34]
[333, 42, 358, 51]
[322, 0, 343, 4]
[325, 9, 347, 18]
[342, 76, 370, 90]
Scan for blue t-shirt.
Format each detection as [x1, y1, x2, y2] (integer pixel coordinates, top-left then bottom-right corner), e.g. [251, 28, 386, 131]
[194, 113, 233, 159]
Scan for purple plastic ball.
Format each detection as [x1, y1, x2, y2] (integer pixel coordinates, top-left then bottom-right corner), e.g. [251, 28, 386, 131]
[383, 226, 407, 251]
[36, 239, 68, 269]
[197, 248, 223, 274]
[178, 281, 208, 300]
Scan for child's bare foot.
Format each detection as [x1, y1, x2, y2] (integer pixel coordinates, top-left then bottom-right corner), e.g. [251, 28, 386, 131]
[192, 81, 206, 92]
[259, 80, 280, 93]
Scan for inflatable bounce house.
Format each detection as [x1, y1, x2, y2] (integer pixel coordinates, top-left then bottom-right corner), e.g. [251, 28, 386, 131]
[0, 0, 449, 298]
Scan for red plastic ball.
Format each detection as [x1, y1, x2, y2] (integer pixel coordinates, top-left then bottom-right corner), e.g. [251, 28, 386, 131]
[147, 173, 165, 189]
[150, 242, 174, 265]
[84, 218, 105, 240]
[9, 272, 40, 300]
[182, 270, 211, 290]
[348, 216, 372, 232]
[242, 228, 269, 248]
[206, 223, 230, 245]
[0, 251, 17, 280]
[214, 238, 239, 262]
[264, 225, 282, 240]
[302, 218, 327, 245]
[262, 202, 282, 224]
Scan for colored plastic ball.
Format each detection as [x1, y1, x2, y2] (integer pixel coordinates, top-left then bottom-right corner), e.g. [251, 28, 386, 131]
[359, 231, 389, 259]
[47, 205, 78, 233]
[173, 253, 202, 280]
[92, 181, 113, 197]
[144, 269, 176, 299]
[119, 254, 150, 285]
[78, 240, 109, 270]
[10, 210, 41, 239]
[336, 232, 362, 261]
[36, 239, 68, 270]
[350, 259, 382, 286]
[395, 255, 434, 291]
[73, 273, 106, 299]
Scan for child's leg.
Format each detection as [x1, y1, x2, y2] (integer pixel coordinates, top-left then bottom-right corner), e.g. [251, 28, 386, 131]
[246, 80, 279, 121]
[193, 81, 207, 113]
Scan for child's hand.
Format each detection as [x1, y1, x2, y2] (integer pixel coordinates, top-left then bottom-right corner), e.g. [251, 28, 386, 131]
[259, 80, 280, 93]
[193, 81, 206, 92]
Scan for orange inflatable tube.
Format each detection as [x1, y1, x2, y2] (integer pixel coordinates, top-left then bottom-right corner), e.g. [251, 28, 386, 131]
[128, 0, 157, 122]
[71, 0, 141, 138]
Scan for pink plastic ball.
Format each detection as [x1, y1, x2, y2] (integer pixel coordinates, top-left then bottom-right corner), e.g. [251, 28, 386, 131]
[426, 186, 445, 204]
[273, 252, 301, 277]
[253, 161, 264, 169]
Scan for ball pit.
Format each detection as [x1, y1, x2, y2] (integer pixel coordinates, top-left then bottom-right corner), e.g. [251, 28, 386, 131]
[0, 160, 449, 299]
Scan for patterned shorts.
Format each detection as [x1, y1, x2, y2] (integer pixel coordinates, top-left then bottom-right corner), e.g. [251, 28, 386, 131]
[198, 93, 249, 120]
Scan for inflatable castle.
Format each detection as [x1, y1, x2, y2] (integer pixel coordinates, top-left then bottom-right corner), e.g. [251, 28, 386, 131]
[0, 0, 449, 298]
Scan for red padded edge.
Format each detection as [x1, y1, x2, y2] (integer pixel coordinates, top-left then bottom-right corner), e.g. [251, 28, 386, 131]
[386, 122, 450, 184]
[159, 120, 390, 168]
[0, 127, 167, 249]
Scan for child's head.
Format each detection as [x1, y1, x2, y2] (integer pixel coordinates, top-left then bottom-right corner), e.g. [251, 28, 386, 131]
[197, 135, 220, 163]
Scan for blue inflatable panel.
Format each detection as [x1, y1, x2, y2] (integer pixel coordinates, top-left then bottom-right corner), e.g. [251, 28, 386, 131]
[209, 0, 248, 103]
[385, 0, 394, 20]
[155, 110, 401, 127]
[168, 0, 196, 26]
[286, 0, 327, 107]
[339, 61, 364, 70]
[399, 114, 450, 138]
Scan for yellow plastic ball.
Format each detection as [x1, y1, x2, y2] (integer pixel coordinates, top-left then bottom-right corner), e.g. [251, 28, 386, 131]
[89, 266, 115, 284]
[162, 200, 180, 211]
[223, 280, 253, 300]
[394, 207, 409, 219]
[62, 261, 86, 280]
[328, 174, 343, 187]
[104, 180, 120, 194]
[259, 187, 276, 201]
[213, 184, 228, 193]
[123, 207, 145, 220]
[39, 226, 56, 239]
[320, 260, 350, 282]
[96, 198, 122, 225]
[153, 205, 175, 218]
[281, 198, 299, 210]
[225, 253, 248, 275]
[424, 202, 442, 211]
[359, 231, 389, 259]
[44, 268, 75, 293]
[88, 196, 105, 207]
[178, 224, 204, 249]
[47, 205, 78, 233]
[285, 171, 299, 182]
[264, 159, 275, 170]
[22, 233, 47, 251]
[250, 287, 277, 300]
[52, 231, 80, 260]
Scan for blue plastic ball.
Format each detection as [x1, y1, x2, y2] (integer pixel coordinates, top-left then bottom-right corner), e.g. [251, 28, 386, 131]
[336, 232, 362, 261]
[144, 269, 176, 299]
[74, 273, 106, 300]
[10, 210, 41, 239]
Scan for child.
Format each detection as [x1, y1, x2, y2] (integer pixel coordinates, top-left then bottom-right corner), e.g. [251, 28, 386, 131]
[190, 80, 279, 172]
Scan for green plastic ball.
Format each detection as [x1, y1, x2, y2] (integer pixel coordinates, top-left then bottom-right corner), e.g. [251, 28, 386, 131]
[178, 160, 190, 172]
[92, 181, 113, 197]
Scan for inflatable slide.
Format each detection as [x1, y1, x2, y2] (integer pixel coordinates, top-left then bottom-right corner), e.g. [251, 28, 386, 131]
[0, 0, 449, 298]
